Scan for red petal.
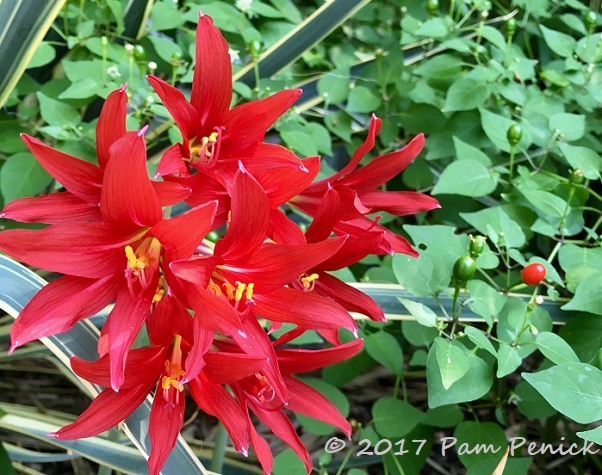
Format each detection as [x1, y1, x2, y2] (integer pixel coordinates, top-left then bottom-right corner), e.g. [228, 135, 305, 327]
[339, 134, 425, 191]
[155, 143, 190, 178]
[183, 323, 213, 384]
[21, 134, 102, 202]
[100, 131, 162, 227]
[305, 186, 340, 242]
[51, 383, 155, 439]
[182, 285, 242, 337]
[247, 415, 272, 474]
[189, 374, 250, 455]
[318, 231, 384, 270]
[148, 383, 185, 475]
[358, 190, 440, 215]
[284, 376, 351, 437]
[71, 347, 165, 389]
[152, 180, 192, 206]
[275, 339, 364, 374]
[214, 167, 269, 261]
[0, 223, 144, 278]
[10, 275, 121, 352]
[314, 272, 385, 322]
[254, 287, 357, 335]
[334, 217, 418, 256]
[0, 192, 100, 224]
[203, 351, 266, 384]
[219, 237, 346, 294]
[107, 284, 157, 391]
[168, 255, 216, 290]
[147, 295, 194, 347]
[148, 201, 217, 260]
[96, 85, 128, 169]
[248, 401, 311, 473]
[307, 114, 382, 193]
[268, 209, 305, 245]
[190, 14, 232, 128]
[147, 75, 199, 142]
[221, 89, 301, 155]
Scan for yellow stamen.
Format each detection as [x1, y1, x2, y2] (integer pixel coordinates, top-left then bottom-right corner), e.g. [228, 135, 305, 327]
[235, 281, 245, 302]
[300, 273, 319, 290]
[208, 279, 222, 296]
[223, 282, 236, 300]
[161, 335, 185, 393]
[245, 283, 254, 300]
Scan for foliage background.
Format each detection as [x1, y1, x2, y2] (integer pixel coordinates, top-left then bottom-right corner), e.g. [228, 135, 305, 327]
[1, 0, 602, 474]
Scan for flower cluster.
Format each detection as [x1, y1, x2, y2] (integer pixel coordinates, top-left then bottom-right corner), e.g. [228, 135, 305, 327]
[0, 14, 439, 475]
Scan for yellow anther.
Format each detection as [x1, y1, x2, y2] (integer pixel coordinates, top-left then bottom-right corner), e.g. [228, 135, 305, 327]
[300, 273, 319, 290]
[235, 281, 246, 301]
[125, 246, 139, 271]
[208, 131, 219, 142]
[246, 283, 254, 300]
[223, 282, 236, 300]
[152, 288, 165, 303]
[208, 280, 222, 296]
[161, 362, 185, 392]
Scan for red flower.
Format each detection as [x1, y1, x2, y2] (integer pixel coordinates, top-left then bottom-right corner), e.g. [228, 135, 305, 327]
[290, 114, 440, 255]
[50, 294, 265, 475]
[0, 130, 217, 391]
[0, 86, 189, 224]
[148, 13, 303, 182]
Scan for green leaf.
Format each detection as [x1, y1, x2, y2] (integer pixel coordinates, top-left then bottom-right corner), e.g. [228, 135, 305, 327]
[540, 25, 577, 58]
[280, 129, 318, 156]
[0, 0, 67, 107]
[432, 160, 497, 196]
[150, 1, 186, 31]
[480, 25, 506, 51]
[520, 189, 568, 218]
[427, 345, 493, 408]
[415, 18, 449, 38]
[317, 67, 350, 103]
[147, 36, 182, 63]
[423, 404, 464, 427]
[373, 397, 426, 438]
[0, 442, 15, 475]
[294, 379, 349, 435]
[460, 207, 526, 248]
[58, 78, 101, 100]
[272, 449, 307, 475]
[37, 92, 81, 127]
[434, 337, 470, 390]
[27, 42, 56, 69]
[577, 425, 602, 445]
[0, 152, 52, 203]
[479, 108, 531, 153]
[534, 332, 580, 364]
[513, 380, 557, 419]
[402, 321, 438, 347]
[549, 113, 585, 141]
[453, 421, 507, 468]
[442, 78, 488, 112]
[467, 280, 505, 327]
[557, 143, 602, 180]
[559, 314, 602, 363]
[496, 344, 522, 378]
[347, 86, 381, 113]
[453, 136, 491, 166]
[398, 298, 438, 327]
[365, 331, 404, 375]
[414, 54, 463, 79]
[522, 363, 602, 423]
[393, 252, 449, 297]
[561, 274, 602, 315]
[464, 327, 497, 357]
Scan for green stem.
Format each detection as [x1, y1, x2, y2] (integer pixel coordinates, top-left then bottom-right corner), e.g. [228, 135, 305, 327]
[393, 375, 402, 398]
[334, 447, 355, 475]
[508, 145, 516, 183]
[210, 422, 229, 473]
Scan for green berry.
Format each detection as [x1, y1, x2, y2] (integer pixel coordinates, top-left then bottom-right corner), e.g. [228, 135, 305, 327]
[469, 235, 487, 258]
[506, 18, 517, 36]
[585, 10, 597, 33]
[426, 0, 439, 15]
[453, 256, 476, 283]
[569, 169, 585, 185]
[506, 124, 522, 146]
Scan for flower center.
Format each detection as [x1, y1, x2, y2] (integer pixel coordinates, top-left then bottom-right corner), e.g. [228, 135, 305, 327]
[187, 126, 224, 168]
[299, 273, 319, 291]
[208, 278, 254, 312]
[124, 237, 162, 297]
[161, 335, 186, 407]
[247, 372, 276, 404]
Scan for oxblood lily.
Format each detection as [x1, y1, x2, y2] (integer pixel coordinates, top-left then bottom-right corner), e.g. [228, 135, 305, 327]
[0, 86, 189, 224]
[290, 114, 440, 255]
[147, 13, 303, 183]
[51, 294, 266, 475]
[224, 337, 365, 474]
[0, 129, 218, 391]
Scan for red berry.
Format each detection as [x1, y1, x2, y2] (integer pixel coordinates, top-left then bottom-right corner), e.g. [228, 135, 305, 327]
[522, 263, 546, 285]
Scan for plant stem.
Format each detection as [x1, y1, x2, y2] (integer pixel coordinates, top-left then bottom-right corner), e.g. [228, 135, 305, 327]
[210, 422, 229, 473]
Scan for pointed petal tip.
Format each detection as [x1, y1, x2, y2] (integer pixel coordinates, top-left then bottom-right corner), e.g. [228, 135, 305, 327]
[47, 431, 59, 439]
[241, 446, 249, 457]
[7, 341, 17, 355]
[138, 125, 149, 137]
[119, 83, 128, 92]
